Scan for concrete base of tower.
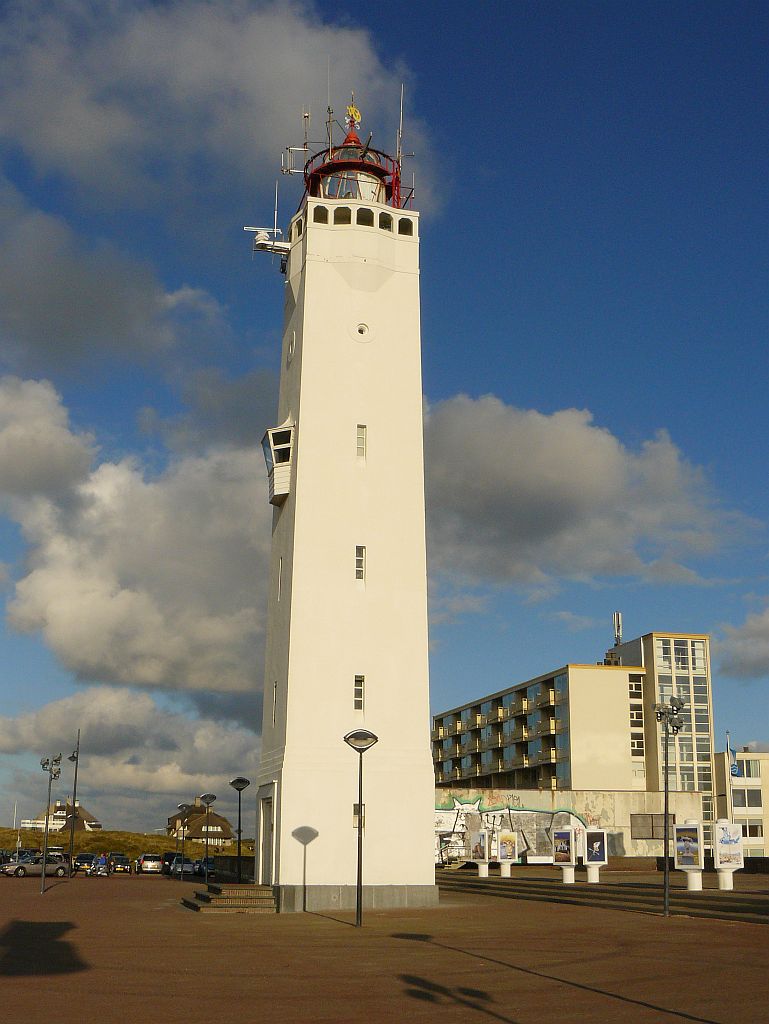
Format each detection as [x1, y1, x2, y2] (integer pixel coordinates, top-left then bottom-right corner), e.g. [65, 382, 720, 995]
[274, 883, 439, 914]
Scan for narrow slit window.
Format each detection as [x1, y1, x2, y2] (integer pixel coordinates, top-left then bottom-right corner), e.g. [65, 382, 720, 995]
[277, 556, 283, 601]
[355, 545, 366, 581]
[356, 424, 367, 458]
[272, 681, 277, 726]
[354, 675, 365, 710]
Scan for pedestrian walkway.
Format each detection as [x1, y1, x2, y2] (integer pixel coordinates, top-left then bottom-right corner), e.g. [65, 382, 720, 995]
[1, 872, 766, 1022]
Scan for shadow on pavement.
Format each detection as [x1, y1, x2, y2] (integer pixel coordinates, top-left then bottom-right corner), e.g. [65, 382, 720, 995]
[0, 920, 90, 975]
[391, 933, 720, 1024]
[399, 973, 521, 1023]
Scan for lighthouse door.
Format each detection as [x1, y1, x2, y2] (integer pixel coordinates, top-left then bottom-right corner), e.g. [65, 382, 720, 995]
[260, 797, 274, 884]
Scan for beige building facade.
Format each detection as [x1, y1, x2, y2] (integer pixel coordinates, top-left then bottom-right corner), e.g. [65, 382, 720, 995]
[715, 749, 767, 857]
[433, 631, 717, 845]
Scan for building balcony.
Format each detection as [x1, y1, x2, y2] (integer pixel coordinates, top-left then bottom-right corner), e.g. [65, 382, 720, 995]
[459, 740, 482, 755]
[532, 718, 556, 736]
[530, 748, 557, 765]
[430, 726, 445, 741]
[506, 725, 528, 743]
[479, 735, 504, 752]
[534, 689, 556, 708]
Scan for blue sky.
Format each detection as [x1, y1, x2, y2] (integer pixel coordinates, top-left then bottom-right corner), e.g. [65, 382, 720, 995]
[0, 1, 767, 830]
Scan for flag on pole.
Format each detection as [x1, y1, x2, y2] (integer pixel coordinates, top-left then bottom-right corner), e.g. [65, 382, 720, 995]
[727, 730, 743, 777]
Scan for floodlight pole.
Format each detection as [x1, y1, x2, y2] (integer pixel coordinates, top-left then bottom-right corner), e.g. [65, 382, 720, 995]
[656, 697, 685, 918]
[40, 754, 62, 895]
[67, 730, 80, 878]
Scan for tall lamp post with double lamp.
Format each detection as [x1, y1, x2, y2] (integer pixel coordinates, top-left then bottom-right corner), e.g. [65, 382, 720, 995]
[229, 777, 251, 883]
[67, 730, 80, 877]
[655, 695, 686, 916]
[39, 753, 62, 895]
[199, 793, 216, 884]
[343, 729, 379, 928]
[177, 803, 190, 880]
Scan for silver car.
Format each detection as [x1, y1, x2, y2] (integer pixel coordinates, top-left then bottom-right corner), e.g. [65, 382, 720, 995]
[2, 855, 67, 878]
[135, 853, 163, 873]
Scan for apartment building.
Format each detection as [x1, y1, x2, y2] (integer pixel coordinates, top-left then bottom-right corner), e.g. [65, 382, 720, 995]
[715, 749, 768, 858]
[432, 631, 716, 842]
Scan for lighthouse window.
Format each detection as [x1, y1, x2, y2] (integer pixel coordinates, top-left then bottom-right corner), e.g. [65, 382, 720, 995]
[355, 545, 366, 581]
[379, 212, 393, 231]
[334, 207, 352, 225]
[356, 208, 374, 227]
[313, 206, 328, 224]
[356, 424, 367, 458]
[398, 217, 413, 236]
[354, 675, 365, 710]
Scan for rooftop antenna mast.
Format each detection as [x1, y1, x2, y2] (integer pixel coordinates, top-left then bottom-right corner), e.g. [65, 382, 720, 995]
[326, 56, 334, 158]
[613, 611, 623, 648]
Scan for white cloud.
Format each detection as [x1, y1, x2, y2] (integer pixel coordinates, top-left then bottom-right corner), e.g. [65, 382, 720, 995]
[0, 376, 94, 500]
[0, 1, 433, 213]
[3, 375, 271, 694]
[424, 394, 738, 590]
[718, 606, 769, 679]
[0, 687, 259, 831]
[0, 179, 228, 370]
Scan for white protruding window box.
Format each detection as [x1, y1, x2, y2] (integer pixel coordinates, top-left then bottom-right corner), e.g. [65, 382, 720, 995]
[262, 422, 295, 505]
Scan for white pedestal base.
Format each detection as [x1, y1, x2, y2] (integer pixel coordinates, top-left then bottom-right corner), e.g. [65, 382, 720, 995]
[586, 865, 601, 884]
[561, 865, 575, 884]
[717, 870, 735, 891]
[477, 861, 489, 878]
[499, 861, 511, 878]
[684, 869, 703, 891]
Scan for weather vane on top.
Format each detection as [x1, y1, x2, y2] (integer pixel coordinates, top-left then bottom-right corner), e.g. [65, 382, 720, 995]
[345, 96, 361, 132]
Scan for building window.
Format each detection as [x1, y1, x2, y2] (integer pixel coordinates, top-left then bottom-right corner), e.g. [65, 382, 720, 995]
[356, 424, 367, 458]
[628, 679, 643, 698]
[334, 206, 352, 225]
[354, 675, 365, 710]
[272, 681, 277, 727]
[630, 813, 674, 839]
[313, 205, 328, 223]
[355, 545, 366, 580]
[740, 820, 764, 838]
[737, 758, 761, 778]
[293, 218, 303, 239]
[398, 217, 413, 236]
[732, 789, 762, 808]
[655, 638, 672, 669]
[630, 709, 643, 727]
[277, 556, 283, 601]
[379, 212, 393, 231]
[356, 208, 374, 227]
[691, 640, 707, 671]
[674, 640, 689, 671]
[631, 736, 645, 756]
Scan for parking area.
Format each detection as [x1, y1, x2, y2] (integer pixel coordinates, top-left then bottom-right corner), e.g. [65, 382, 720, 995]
[1, 872, 767, 1023]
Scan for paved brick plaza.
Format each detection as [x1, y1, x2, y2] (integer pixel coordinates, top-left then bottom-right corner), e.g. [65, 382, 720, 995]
[0, 872, 766, 1023]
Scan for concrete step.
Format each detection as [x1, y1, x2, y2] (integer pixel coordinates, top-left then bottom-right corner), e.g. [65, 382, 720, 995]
[207, 883, 274, 898]
[436, 873, 768, 925]
[182, 898, 276, 914]
[195, 892, 275, 907]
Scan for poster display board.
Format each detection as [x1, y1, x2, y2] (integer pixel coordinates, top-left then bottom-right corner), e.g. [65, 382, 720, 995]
[469, 830, 488, 861]
[498, 831, 518, 862]
[553, 828, 575, 866]
[714, 821, 744, 870]
[584, 829, 608, 866]
[673, 822, 704, 869]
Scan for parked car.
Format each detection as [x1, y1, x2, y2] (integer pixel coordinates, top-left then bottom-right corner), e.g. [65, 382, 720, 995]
[110, 853, 132, 873]
[193, 857, 216, 879]
[135, 853, 163, 874]
[161, 851, 177, 874]
[73, 853, 96, 873]
[169, 856, 195, 877]
[2, 855, 67, 878]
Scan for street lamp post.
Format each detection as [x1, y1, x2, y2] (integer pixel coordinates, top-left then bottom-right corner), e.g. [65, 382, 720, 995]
[229, 777, 251, 883]
[177, 803, 190, 880]
[67, 730, 80, 878]
[655, 696, 686, 916]
[343, 729, 379, 928]
[199, 793, 216, 885]
[39, 754, 62, 895]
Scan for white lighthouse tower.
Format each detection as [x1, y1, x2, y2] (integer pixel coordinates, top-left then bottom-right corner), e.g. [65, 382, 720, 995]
[250, 102, 437, 912]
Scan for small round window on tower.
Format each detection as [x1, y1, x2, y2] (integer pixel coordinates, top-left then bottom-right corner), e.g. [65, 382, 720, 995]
[356, 324, 369, 337]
